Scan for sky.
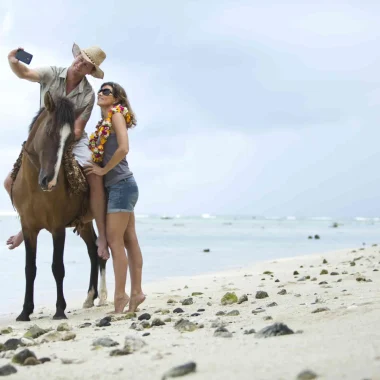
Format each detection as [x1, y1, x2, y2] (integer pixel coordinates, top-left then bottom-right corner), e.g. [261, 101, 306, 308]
[1, 1, 380, 217]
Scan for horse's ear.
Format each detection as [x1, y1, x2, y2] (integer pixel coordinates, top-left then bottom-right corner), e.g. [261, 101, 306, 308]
[44, 91, 55, 112]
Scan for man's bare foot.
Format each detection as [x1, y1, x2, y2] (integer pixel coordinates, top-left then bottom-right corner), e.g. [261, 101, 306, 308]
[113, 293, 130, 314]
[6, 231, 24, 250]
[128, 293, 146, 313]
[96, 237, 110, 260]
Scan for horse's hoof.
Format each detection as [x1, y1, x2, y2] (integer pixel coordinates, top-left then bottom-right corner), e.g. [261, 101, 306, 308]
[53, 312, 67, 320]
[82, 300, 94, 309]
[16, 312, 30, 322]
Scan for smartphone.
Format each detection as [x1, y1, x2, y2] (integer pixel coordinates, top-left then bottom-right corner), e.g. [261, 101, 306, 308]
[15, 49, 33, 65]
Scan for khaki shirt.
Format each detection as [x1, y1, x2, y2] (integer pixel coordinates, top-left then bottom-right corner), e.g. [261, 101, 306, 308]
[35, 66, 95, 122]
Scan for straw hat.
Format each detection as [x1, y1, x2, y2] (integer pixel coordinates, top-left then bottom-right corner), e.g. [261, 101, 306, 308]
[72, 43, 106, 79]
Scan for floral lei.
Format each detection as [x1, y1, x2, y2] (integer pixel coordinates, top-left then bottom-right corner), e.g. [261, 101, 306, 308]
[89, 105, 131, 163]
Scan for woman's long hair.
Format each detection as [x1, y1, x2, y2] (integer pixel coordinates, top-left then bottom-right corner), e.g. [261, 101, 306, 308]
[100, 82, 137, 128]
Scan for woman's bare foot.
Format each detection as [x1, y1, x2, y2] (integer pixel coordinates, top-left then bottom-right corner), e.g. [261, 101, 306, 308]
[128, 293, 146, 313]
[113, 293, 130, 314]
[6, 231, 24, 250]
[96, 237, 110, 260]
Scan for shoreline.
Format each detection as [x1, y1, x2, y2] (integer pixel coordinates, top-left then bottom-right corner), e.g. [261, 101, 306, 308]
[1, 245, 380, 379]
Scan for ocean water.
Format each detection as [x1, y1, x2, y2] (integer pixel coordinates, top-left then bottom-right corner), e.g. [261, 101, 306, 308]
[1, 214, 379, 315]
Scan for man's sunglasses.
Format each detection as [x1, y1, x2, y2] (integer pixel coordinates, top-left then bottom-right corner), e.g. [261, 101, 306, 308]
[98, 89, 113, 96]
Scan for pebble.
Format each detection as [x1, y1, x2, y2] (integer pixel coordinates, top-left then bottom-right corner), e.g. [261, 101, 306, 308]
[97, 316, 111, 327]
[61, 332, 76, 341]
[79, 322, 91, 328]
[278, 289, 287, 295]
[124, 335, 147, 353]
[0, 327, 12, 335]
[197, 309, 205, 312]
[12, 349, 37, 365]
[192, 292, 203, 296]
[130, 322, 144, 331]
[151, 318, 166, 327]
[221, 292, 238, 305]
[0, 364, 17, 376]
[173, 308, 184, 313]
[40, 331, 63, 343]
[167, 299, 177, 304]
[61, 358, 85, 365]
[297, 369, 318, 379]
[216, 311, 226, 316]
[211, 320, 226, 328]
[312, 307, 330, 313]
[243, 329, 256, 335]
[330, 272, 339, 276]
[174, 319, 198, 332]
[255, 291, 269, 299]
[122, 312, 136, 320]
[255, 323, 294, 338]
[142, 333, 150, 337]
[23, 357, 40, 366]
[214, 327, 232, 338]
[140, 321, 151, 329]
[3, 339, 22, 351]
[93, 337, 119, 347]
[181, 298, 193, 306]
[237, 294, 248, 304]
[319, 281, 328, 285]
[20, 338, 35, 347]
[252, 309, 265, 315]
[138, 313, 151, 321]
[162, 361, 197, 380]
[267, 302, 278, 307]
[226, 310, 240, 316]
[57, 322, 71, 332]
[263, 316, 273, 321]
[109, 349, 131, 357]
[191, 313, 200, 317]
[24, 325, 49, 339]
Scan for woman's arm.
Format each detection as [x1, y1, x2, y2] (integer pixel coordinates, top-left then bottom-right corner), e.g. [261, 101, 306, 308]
[102, 112, 130, 174]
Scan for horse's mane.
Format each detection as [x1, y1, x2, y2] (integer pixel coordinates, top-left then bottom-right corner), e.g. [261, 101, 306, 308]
[28, 97, 75, 134]
[53, 98, 75, 131]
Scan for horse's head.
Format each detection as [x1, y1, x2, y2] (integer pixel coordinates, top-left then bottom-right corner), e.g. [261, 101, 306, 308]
[32, 91, 75, 191]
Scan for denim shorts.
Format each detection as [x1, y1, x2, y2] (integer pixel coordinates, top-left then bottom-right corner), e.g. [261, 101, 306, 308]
[106, 176, 139, 214]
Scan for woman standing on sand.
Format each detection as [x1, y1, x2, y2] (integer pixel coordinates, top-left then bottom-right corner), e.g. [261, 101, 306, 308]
[84, 82, 145, 313]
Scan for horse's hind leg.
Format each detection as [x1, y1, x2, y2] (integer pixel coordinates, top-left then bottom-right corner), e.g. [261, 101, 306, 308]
[52, 228, 67, 319]
[16, 228, 39, 322]
[98, 257, 108, 306]
[80, 223, 100, 308]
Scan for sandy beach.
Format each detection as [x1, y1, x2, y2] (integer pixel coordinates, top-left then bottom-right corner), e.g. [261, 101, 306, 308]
[0, 244, 379, 380]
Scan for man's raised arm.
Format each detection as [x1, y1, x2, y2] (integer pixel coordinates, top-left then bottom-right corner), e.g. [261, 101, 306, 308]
[8, 47, 40, 82]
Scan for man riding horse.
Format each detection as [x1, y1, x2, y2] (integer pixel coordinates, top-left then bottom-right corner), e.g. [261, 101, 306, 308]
[5, 43, 109, 260]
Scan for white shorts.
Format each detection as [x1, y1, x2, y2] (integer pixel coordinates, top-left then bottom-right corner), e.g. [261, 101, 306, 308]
[73, 132, 92, 167]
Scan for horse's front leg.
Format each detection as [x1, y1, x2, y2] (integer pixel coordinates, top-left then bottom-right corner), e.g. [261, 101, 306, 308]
[52, 228, 67, 319]
[16, 228, 39, 322]
[79, 223, 99, 308]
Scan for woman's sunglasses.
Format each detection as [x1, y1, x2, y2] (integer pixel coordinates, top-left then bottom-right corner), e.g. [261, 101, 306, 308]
[98, 88, 113, 96]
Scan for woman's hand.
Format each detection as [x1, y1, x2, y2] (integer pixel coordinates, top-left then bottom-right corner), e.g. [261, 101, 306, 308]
[83, 161, 106, 176]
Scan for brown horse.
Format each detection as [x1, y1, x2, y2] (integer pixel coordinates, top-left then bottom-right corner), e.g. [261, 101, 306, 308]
[12, 91, 107, 321]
